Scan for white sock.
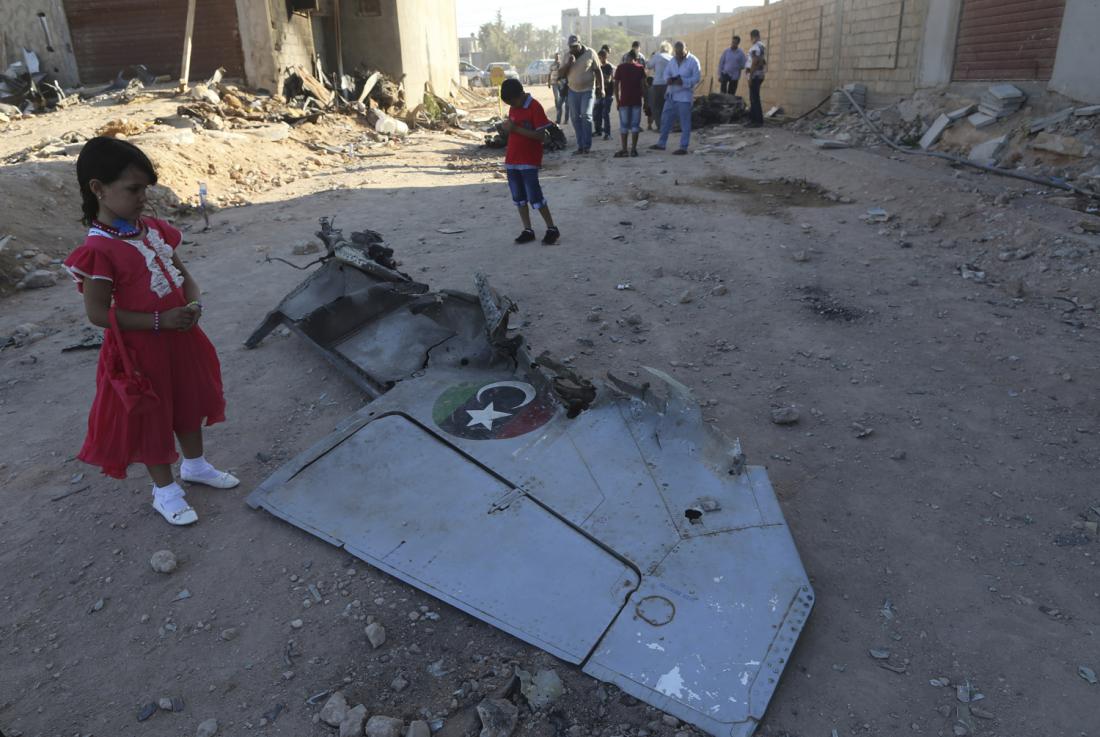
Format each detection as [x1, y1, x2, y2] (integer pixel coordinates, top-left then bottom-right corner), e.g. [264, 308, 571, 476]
[153, 481, 184, 498]
[181, 455, 215, 476]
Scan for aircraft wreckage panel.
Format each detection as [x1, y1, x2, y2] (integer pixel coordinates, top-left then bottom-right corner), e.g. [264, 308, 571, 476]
[254, 414, 640, 664]
[245, 221, 813, 737]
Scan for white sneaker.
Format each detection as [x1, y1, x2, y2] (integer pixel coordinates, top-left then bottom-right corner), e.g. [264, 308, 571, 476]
[152, 485, 198, 526]
[180, 460, 240, 489]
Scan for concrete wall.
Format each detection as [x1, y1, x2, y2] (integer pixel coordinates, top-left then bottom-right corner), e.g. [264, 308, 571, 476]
[1049, 0, 1100, 104]
[340, 0, 457, 105]
[235, 0, 316, 93]
[683, 0, 929, 114]
[0, 0, 80, 86]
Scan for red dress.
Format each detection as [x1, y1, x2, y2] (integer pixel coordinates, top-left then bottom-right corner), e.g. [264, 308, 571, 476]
[64, 218, 226, 479]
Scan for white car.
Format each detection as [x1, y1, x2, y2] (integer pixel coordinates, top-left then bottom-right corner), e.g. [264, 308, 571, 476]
[523, 59, 554, 85]
[459, 61, 486, 87]
[485, 62, 520, 84]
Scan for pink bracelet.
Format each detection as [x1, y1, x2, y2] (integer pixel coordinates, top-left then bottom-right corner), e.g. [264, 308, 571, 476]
[153, 311, 160, 332]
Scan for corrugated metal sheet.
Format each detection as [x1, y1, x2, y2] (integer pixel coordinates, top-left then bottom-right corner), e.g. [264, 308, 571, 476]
[952, 0, 1065, 81]
[63, 0, 245, 84]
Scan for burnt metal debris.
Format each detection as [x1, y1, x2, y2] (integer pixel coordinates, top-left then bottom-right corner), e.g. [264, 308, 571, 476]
[246, 220, 813, 737]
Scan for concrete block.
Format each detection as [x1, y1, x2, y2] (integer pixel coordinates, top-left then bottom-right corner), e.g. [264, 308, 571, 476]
[1030, 132, 1090, 158]
[919, 113, 952, 149]
[1029, 107, 1074, 133]
[987, 83, 1025, 100]
[968, 135, 1007, 167]
[946, 104, 977, 121]
[1074, 105, 1100, 117]
[968, 112, 997, 129]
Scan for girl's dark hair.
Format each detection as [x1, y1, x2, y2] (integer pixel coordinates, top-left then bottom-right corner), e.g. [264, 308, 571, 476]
[75, 136, 158, 225]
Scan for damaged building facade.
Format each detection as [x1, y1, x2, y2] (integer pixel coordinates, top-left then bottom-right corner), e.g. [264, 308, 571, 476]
[677, 0, 1100, 114]
[0, 0, 458, 105]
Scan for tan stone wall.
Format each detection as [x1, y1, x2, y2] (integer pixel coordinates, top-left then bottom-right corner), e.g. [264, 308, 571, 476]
[682, 0, 929, 115]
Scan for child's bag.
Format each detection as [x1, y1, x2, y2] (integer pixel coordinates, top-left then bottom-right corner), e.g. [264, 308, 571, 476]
[105, 306, 160, 415]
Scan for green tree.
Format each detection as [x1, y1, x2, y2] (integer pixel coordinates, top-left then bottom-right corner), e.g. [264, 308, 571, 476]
[478, 11, 518, 65]
[535, 27, 560, 59]
[590, 26, 630, 59]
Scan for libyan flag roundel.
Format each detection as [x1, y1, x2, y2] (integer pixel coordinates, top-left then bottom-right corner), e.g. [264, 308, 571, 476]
[433, 380, 557, 440]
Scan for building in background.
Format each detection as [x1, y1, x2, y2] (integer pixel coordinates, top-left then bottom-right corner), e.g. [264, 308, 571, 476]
[458, 34, 484, 68]
[560, 8, 654, 48]
[659, 9, 737, 39]
[0, 0, 459, 105]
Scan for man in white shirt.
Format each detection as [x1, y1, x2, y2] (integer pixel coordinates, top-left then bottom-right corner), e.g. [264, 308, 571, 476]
[746, 29, 767, 127]
[649, 41, 700, 154]
[645, 42, 673, 132]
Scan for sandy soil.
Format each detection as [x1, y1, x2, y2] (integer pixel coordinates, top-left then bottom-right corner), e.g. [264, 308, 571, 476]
[1, 86, 1098, 737]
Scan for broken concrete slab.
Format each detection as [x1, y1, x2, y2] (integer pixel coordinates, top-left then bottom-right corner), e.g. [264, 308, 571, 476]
[968, 135, 1007, 167]
[946, 104, 977, 121]
[919, 113, 952, 149]
[1029, 108, 1074, 133]
[968, 112, 997, 129]
[1030, 132, 1091, 158]
[1074, 105, 1100, 117]
[245, 219, 814, 737]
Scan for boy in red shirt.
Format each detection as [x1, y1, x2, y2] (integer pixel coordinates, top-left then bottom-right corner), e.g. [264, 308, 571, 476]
[500, 79, 560, 245]
[612, 50, 647, 157]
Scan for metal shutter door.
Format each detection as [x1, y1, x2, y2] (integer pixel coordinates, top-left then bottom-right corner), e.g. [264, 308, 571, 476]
[64, 0, 245, 84]
[952, 0, 1066, 81]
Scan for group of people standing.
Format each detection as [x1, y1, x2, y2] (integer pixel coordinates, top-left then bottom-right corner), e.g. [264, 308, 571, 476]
[546, 30, 767, 156]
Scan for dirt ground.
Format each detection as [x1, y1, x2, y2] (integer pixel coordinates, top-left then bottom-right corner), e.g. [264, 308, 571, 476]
[1, 85, 1098, 737]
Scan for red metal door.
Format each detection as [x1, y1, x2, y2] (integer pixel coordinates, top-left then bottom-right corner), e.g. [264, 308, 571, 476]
[63, 0, 245, 84]
[952, 0, 1066, 81]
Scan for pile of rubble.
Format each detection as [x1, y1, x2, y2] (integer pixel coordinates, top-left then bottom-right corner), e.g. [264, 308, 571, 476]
[692, 92, 746, 127]
[791, 84, 1100, 196]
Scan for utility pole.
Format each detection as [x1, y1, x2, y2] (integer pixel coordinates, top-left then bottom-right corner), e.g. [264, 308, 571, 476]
[586, 0, 592, 45]
[178, 0, 196, 92]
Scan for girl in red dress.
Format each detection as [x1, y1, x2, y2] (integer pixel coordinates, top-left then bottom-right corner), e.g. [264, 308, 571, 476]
[64, 137, 237, 526]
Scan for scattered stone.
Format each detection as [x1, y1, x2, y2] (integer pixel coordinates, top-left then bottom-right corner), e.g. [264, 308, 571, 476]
[159, 697, 173, 711]
[137, 702, 158, 722]
[792, 249, 810, 262]
[678, 289, 695, 304]
[292, 241, 321, 256]
[196, 719, 219, 737]
[518, 668, 565, 709]
[852, 423, 874, 438]
[661, 715, 680, 727]
[407, 721, 431, 737]
[890, 449, 906, 461]
[365, 621, 386, 649]
[16, 270, 57, 290]
[320, 692, 349, 727]
[634, 200, 650, 210]
[149, 549, 178, 574]
[770, 406, 800, 426]
[1030, 132, 1090, 158]
[868, 648, 890, 660]
[366, 715, 405, 737]
[391, 674, 410, 692]
[290, 618, 303, 629]
[219, 627, 239, 642]
[971, 706, 994, 720]
[813, 139, 850, 149]
[476, 698, 519, 737]
[90, 598, 105, 613]
[340, 705, 369, 737]
[711, 284, 729, 296]
[967, 112, 996, 129]
[1080, 665, 1098, 684]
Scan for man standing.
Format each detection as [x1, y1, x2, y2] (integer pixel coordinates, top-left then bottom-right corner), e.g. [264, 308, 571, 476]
[594, 49, 615, 141]
[746, 29, 767, 128]
[718, 35, 747, 96]
[646, 42, 673, 132]
[612, 49, 646, 157]
[650, 41, 700, 155]
[558, 34, 603, 154]
[548, 52, 564, 124]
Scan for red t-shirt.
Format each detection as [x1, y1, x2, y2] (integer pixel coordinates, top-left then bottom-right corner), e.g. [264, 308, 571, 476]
[613, 62, 646, 107]
[505, 95, 551, 168]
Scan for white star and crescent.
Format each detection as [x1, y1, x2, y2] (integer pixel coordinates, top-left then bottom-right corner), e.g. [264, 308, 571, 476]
[466, 402, 512, 430]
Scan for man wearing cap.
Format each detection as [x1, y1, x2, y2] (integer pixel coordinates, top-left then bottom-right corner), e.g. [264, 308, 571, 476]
[558, 34, 604, 154]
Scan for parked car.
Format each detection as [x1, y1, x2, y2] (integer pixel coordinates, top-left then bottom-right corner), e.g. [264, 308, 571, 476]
[459, 61, 486, 87]
[522, 59, 554, 85]
[485, 62, 519, 85]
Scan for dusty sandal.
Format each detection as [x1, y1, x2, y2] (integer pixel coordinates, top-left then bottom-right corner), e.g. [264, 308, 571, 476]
[613, 150, 629, 158]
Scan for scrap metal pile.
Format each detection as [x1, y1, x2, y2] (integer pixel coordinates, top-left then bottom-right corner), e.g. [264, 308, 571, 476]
[693, 92, 747, 128]
[244, 220, 813, 737]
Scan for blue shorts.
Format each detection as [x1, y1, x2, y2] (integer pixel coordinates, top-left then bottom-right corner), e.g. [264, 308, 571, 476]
[506, 167, 545, 209]
[618, 105, 642, 134]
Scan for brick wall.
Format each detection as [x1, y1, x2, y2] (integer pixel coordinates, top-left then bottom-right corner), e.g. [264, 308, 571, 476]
[681, 0, 928, 115]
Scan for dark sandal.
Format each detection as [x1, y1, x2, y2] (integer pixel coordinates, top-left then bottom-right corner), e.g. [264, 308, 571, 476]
[613, 150, 629, 158]
[514, 228, 536, 244]
[542, 227, 560, 246]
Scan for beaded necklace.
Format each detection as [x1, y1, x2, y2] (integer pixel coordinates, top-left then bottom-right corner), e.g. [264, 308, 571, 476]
[91, 218, 145, 239]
